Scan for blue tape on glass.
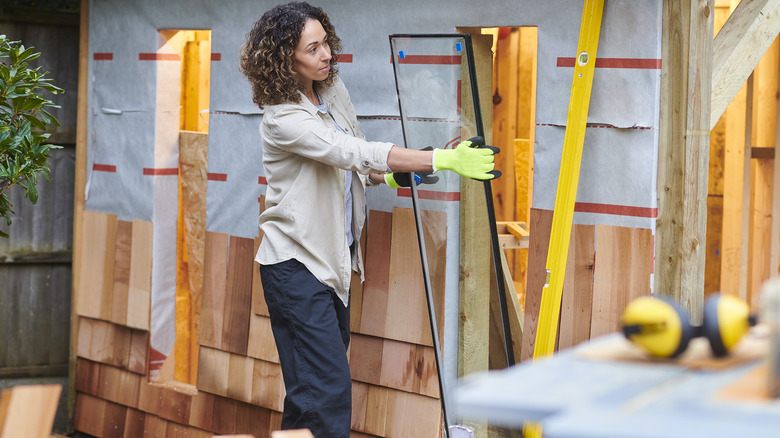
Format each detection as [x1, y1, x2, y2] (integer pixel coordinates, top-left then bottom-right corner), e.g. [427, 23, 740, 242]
[456, 42, 462, 52]
[399, 50, 406, 59]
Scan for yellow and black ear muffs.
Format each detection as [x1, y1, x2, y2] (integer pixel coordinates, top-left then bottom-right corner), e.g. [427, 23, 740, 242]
[702, 293, 757, 357]
[622, 294, 756, 359]
[622, 295, 695, 358]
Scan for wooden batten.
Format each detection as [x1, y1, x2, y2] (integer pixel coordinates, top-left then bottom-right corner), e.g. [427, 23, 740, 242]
[710, 0, 780, 129]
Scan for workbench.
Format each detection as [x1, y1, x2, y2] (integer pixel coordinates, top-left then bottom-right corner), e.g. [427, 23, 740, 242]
[455, 331, 780, 437]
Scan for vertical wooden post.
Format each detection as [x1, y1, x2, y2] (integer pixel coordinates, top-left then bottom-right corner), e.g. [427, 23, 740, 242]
[458, 32, 493, 438]
[657, 0, 714, 322]
[69, 0, 89, 430]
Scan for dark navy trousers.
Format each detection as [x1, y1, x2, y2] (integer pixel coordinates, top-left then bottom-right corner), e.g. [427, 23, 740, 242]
[259, 259, 351, 438]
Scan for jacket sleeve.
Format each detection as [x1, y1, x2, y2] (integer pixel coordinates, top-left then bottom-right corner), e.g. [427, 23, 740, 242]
[263, 108, 392, 175]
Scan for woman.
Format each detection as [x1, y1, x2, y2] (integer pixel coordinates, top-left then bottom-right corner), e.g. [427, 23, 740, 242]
[239, 3, 498, 436]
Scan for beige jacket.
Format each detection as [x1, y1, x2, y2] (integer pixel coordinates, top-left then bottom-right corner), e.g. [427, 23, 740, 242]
[255, 76, 394, 306]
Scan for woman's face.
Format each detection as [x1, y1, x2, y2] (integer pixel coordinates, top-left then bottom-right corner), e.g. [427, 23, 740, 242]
[293, 18, 332, 87]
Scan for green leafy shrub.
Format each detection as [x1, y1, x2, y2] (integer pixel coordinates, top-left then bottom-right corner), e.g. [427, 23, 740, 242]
[0, 34, 63, 237]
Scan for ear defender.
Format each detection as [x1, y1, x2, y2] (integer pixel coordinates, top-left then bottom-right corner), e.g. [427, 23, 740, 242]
[622, 294, 756, 358]
[702, 293, 755, 357]
[622, 296, 695, 358]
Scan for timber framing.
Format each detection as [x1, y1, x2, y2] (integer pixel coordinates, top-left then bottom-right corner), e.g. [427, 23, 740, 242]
[657, 0, 779, 319]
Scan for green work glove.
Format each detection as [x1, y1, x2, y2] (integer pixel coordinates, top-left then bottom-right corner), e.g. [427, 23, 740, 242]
[432, 136, 501, 180]
[385, 147, 440, 188]
[384, 171, 439, 188]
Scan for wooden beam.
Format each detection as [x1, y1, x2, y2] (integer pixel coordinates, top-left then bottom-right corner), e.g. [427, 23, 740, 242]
[711, 0, 780, 129]
[657, 0, 714, 322]
[70, 0, 89, 429]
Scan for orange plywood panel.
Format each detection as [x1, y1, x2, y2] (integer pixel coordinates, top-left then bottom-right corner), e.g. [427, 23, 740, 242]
[200, 231, 230, 349]
[127, 219, 153, 330]
[359, 210, 392, 337]
[385, 207, 427, 345]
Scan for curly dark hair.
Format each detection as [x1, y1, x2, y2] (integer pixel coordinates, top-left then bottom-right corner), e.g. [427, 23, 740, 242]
[239, 2, 342, 108]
